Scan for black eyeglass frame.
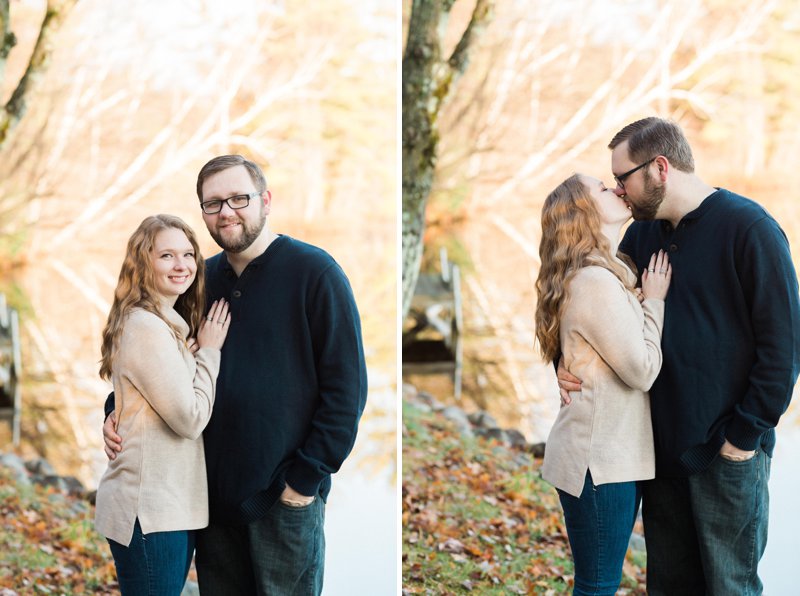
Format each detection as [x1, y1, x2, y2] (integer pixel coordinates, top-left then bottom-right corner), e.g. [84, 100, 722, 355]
[614, 157, 656, 190]
[200, 191, 262, 215]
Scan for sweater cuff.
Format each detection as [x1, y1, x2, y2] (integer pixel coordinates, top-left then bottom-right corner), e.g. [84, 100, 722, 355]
[284, 461, 328, 497]
[725, 414, 764, 451]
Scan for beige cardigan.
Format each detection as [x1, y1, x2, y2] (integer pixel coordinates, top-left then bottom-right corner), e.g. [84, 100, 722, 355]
[95, 307, 220, 545]
[541, 264, 665, 497]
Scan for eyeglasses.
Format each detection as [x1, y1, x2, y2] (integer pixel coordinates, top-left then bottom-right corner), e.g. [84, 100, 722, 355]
[200, 192, 261, 214]
[613, 158, 656, 190]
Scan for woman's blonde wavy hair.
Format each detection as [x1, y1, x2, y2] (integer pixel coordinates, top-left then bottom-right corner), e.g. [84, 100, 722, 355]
[535, 174, 635, 363]
[99, 214, 206, 380]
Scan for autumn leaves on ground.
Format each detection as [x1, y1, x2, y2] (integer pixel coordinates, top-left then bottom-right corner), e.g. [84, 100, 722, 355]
[402, 399, 647, 595]
[0, 466, 116, 593]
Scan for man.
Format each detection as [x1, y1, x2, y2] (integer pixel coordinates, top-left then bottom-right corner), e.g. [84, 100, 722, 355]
[104, 154, 368, 594]
[558, 117, 800, 594]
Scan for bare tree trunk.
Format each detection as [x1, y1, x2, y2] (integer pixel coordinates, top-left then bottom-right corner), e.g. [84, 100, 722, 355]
[0, 0, 78, 149]
[402, 0, 492, 318]
[1, 0, 16, 86]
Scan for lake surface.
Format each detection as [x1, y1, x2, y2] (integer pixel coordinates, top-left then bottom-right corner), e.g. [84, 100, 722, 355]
[321, 379, 397, 595]
[323, 466, 397, 595]
[760, 401, 799, 595]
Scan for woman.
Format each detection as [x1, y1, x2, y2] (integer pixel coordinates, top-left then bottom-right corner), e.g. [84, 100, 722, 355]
[95, 214, 230, 595]
[535, 174, 671, 595]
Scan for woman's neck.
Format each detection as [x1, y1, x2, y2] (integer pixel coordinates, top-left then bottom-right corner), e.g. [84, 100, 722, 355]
[156, 294, 178, 309]
[600, 222, 623, 256]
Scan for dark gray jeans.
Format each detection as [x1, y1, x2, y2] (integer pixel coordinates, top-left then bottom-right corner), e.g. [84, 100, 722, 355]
[195, 497, 325, 596]
[642, 450, 771, 595]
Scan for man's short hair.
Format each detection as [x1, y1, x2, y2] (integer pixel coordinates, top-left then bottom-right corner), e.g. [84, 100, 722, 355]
[609, 117, 695, 173]
[196, 155, 267, 201]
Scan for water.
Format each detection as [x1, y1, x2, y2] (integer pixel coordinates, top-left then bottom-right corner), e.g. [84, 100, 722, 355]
[323, 467, 397, 595]
[760, 402, 800, 595]
[323, 380, 398, 595]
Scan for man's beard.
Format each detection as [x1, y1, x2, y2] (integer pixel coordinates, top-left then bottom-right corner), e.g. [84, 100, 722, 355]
[629, 170, 665, 221]
[209, 208, 267, 253]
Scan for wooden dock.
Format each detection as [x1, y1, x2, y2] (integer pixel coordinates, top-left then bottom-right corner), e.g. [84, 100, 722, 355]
[402, 249, 463, 399]
[0, 293, 22, 446]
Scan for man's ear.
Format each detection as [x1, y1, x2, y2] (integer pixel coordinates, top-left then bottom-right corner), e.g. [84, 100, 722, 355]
[655, 155, 669, 181]
[263, 190, 272, 214]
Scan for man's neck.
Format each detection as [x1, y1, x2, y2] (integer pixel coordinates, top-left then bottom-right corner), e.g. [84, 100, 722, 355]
[661, 173, 717, 228]
[226, 229, 279, 277]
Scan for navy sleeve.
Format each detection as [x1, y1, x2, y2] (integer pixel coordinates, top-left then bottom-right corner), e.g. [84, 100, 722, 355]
[103, 392, 114, 420]
[284, 263, 368, 496]
[726, 217, 800, 449]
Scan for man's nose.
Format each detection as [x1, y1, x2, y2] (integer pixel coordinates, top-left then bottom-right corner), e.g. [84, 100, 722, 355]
[218, 200, 236, 217]
[613, 185, 626, 197]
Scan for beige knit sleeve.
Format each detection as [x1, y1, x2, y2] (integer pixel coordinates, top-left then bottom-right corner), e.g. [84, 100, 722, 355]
[568, 267, 665, 391]
[118, 311, 221, 440]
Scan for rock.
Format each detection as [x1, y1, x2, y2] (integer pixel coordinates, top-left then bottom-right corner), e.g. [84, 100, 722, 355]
[417, 391, 444, 411]
[68, 500, 90, 516]
[511, 452, 533, 469]
[467, 410, 498, 429]
[33, 474, 85, 496]
[441, 406, 473, 437]
[33, 475, 70, 492]
[474, 427, 506, 443]
[61, 475, 86, 496]
[411, 402, 432, 414]
[528, 442, 546, 458]
[0, 453, 31, 486]
[504, 429, 528, 449]
[25, 458, 56, 476]
[401, 383, 418, 400]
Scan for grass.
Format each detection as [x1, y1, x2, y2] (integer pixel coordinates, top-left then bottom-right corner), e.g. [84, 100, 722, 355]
[0, 465, 118, 594]
[402, 400, 646, 595]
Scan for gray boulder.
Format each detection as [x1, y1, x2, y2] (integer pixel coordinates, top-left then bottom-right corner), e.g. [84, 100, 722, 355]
[441, 406, 473, 437]
[0, 452, 30, 486]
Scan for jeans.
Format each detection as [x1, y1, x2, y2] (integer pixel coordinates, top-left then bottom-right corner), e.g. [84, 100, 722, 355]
[195, 496, 325, 595]
[107, 518, 195, 596]
[642, 450, 770, 595]
[557, 471, 641, 596]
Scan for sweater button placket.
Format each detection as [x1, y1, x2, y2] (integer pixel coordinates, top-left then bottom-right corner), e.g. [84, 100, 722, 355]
[232, 290, 242, 298]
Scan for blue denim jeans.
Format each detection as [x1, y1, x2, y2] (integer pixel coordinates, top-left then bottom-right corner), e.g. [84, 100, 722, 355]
[195, 496, 325, 595]
[107, 518, 195, 596]
[642, 450, 770, 595]
[557, 471, 641, 596]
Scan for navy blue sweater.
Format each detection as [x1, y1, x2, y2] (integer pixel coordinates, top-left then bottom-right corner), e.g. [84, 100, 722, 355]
[200, 235, 368, 523]
[619, 189, 800, 477]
